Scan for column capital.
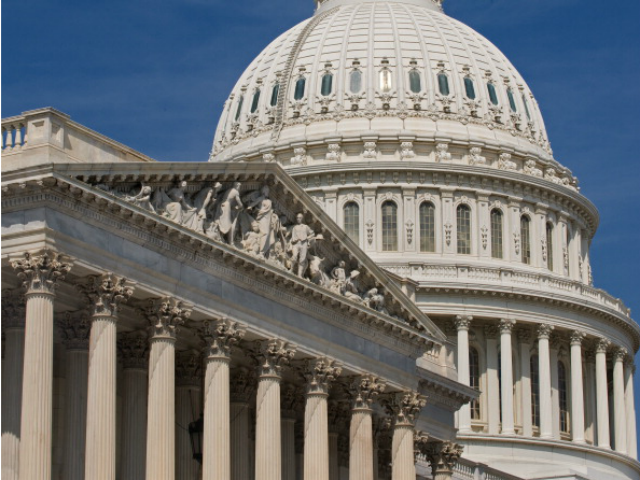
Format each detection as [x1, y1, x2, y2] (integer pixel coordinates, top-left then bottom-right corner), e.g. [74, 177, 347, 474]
[119, 332, 149, 369]
[252, 338, 297, 378]
[303, 357, 342, 396]
[613, 346, 628, 363]
[624, 358, 636, 373]
[516, 327, 532, 344]
[383, 391, 427, 426]
[199, 317, 246, 359]
[537, 323, 554, 340]
[454, 315, 473, 331]
[1, 288, 26, 329]
[484, 324, 499, 340]
[58, 310, 91, 351]
[595, 338, 611, 354]
[176, 350, 203, 387]
[142, 296, 192, 339]
[281, 383, 305, 417]
[328, 399, 350, 433]
[349, 375, 386, 410]
[77, 273, 134, 318]
[425, 441, 464, 477]
[414, 430, 430, 463]
[499, 319, 516, 333]
[10, 250, 72, 296]
[570, 330, 586, 346]
[231, 366, 256, 403]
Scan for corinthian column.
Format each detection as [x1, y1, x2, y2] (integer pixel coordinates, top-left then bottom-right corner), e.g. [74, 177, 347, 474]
[200, 318, 246, 480]
[595, 338, 611, 449]
[425, 441, 463, 480]
[624, 360, 637, 459]
[454, 315, 472, 433]
[119, 333, 149, 480]
[253, 339, 297, 480]
[517, 328, 533, 437]
[78, 273, 134, 480]
[1, 289, 26, 480]
[11, 251, 72, 480]
[175, 351, 202, 480]
[303, 358, 342, 480]
[537, 324, 554, 439]
[231, 367, 255, 480]
[384, 391, 427, 480]
[570, 331, 586, 444]
[59, 311, 90, 480]
[143, 297, 192, 480]
[349, 376, 386, 480]
[499, 319, 516, 435]
[612, 347, 628, 454]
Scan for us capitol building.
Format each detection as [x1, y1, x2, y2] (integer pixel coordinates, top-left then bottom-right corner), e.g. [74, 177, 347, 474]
[2, 0, 638, 479]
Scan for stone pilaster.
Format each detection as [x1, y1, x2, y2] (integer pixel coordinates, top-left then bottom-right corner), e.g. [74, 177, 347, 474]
[175, 351, 202, 480]
[517, 327, 533, 437]
[454, 315, 472, 433]
[624, 360, 638, 459]
[231, 367, 255, 480]
[78, 273, 134, 480]
[10, 250, 72, 480]
[201, 318, 246, 480]
[143, 297, 192, 480]
[612, 347, 628, 454]
[484, 325, 500, 434]
[537, 324, 554, 439]
[595, 338, 611, 448]
[499, 319, 516, 435]
[570, 331, 586, 444]
[425, 441, 463, 480]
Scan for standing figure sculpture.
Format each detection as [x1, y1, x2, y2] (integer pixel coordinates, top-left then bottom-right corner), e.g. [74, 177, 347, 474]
[214, 182, 244, 244]
[157, 181, 196, 225]
[184, 182, 223, 233]
[289, 213, 318, 278]
[243, 185, 275, 257]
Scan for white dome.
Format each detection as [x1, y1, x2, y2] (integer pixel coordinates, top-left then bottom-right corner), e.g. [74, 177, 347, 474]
[211, 0, 553, 163]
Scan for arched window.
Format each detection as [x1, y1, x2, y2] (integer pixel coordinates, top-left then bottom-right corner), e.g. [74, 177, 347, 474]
[490, 209, 503, 259]
[294, 77, 306, 100]
[350, 70, 362, 94]
[343, 202, 360, 244]
[546, 222, 554, 271]
[250, 89, 261, 114]
[522, 94, 531, 121]
[409, 70, 422, 93]
[438, 73, 450, 96]
[470, 346, 481, 420]
[234, 95, 244, 122]
[531, 354, 540, 428]
[270, 83, 280, 107]
[521, 216, 531, 264]
[558, 361, 569, 433]
[457, 205, 471, 254]
[464, 77, 476, 99]
[507, 88, 517, 112]
[321, 73, 333, 96]
[381, 201, 398, 251]
[379, 69, 392, 92]
[419, 202, 435, 252]
[487, 82, 499, 105]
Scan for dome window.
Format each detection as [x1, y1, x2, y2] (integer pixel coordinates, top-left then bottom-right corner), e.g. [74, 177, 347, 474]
[456, 204, 471, 254]
[546, 222, 554, 271]
[437, 73, 450, 96]
[379, 69, 392, 93]
[520, 215, 531, 264]
[381, 200, 398, 252]
[409, 70, 422, 94]
[507, 88, 517, 112]
[234, 95, 244, 122]
[464, 77, 476, 99]
[419, 202, 435, 252]
[321, 73, 333, 97]
[487, 82, 499, 105]
[294, 77, 306, 101]
[270, 83, 280, 107]
[250, 89, 261, 114]
[490, 209, 503, 259]
[522, 94, 531, 121]
[343, 202, 360, 244]
[350, 70, 362, 94]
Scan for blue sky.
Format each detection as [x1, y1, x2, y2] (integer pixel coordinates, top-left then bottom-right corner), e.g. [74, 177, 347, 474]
[3, 0, 639, 453]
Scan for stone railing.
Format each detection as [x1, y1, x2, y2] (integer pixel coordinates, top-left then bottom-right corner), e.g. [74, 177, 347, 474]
[2, 116, 27, 151]
[454, 457, 524, 480]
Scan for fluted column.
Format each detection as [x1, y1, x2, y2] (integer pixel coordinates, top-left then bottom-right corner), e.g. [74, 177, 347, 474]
[1, 289, 26, 480]
[119, 333, 149, 480]
[175, 351, 202, 480]
[425, 441, 463, 480]
[78, 274, 134, 480]
[537, 324, 554, 439]
[200, 318, 246, 480]
[584, 351, 597, 444]
[595, 338, 611, 449]
[484, 325, 500, 434]
[11, 251, 72, 480]
[59, 311, 90, 480]
[254, 339, 297, 480]
[624, 360, 637, 459]
[349, 376, 385, 480]
[499, 319, 516, 435]
[231, 367, 255, 480]
[517, 328, 533, 437]
[454, 315, 472, 433]
[144, 297, 192, 480]
[612, 347, 627, 454]
[570, 331, 586, 444]
[385, 392, 426, 480]
[303, 358, 342, 480]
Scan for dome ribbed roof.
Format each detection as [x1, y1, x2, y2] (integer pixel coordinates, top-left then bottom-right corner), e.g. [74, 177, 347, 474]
[211, 0, 553, 162]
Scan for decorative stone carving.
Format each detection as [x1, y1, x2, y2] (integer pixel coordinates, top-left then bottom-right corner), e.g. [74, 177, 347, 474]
[454, 315, 472, 331]
[366, 220, 375, 245]
[468, 147, 486, 165]
[77, 273, 134, 318]
[362, 141, 377, 159]
[253, 338, 297, 378]
[363, 288, 387, 314]
[524, 159, 543, 177]
[142, 297, 192, 339]
[514, 232, 521, 255]
[291, 147, 308, 166]
[1, 289, 26, 329]
[11, 250, 72, 295]
[281, 383, 304, 415]
[414, 431, 430, 462]
[119, 332, 149, 369]
[350, 375, 386, 409]
[484, 325, 499, 339]
[425, 441, 464, 478]
[405, 219, 414, 244]
[175, 350, 203, 387]
[383, 391, 427, 426]
[595, 338, 611, 354]
[434, 143, 451, 162]
[400, 141, 415, 160]
[444, 222, 452, 246]
[570, 330, 586, 346]
[231, 367, 255, 403]
[288, 212, 321, 278]
[499, 319, 516, 333]
[303, 357, 342, 395]
[263, 153, 275, 163]
[326, 143, 342, 162]
[58, 311, 91, 350]
[537, 324, 554, 340]
[498, 153, 517, 170]
[199, 317, 246, 358]
[481, 225, 488, 250]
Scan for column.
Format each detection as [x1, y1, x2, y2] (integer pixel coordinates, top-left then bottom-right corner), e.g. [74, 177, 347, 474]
[517, 328, 533, 437]
[254, 339, 297, 480]
[549, 336, 560, 440]
[79, 273, 134, 480]
[584, 351, 597, 444]
[231, 367, 255, 480]
[144, 297, 192, 480]
[484, 325, 500, 434]
[454, 315, 472, 434]
[282, 384, 303, 480]
[119, 333, 149, 480]
[570, 331, 586, 444]
[201, 318, 246, 480]
[595, 339, 611, 449]
[10, 251, 72, 480]
[1, 289, 26, 480]
[612, 347, 628, 454]
[425, 441, 463, 480]
[59, 311, 90, 480]
[537, 324, 554, 439]
[624, 360, 637, 459]
[386, 391, 426, 480]
[499, 319, 516, 435]
[304, 358, 341, 480]
[349, 376, 386, 480]
[175, 351, 202, 479]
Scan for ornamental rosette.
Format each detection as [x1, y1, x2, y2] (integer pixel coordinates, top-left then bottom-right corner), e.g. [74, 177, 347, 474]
[77, 273, 134, 318]
[303, 357, 342, 395]
[200, 317, 246, 358]
[11, 250, 72, 295]
[350, 375, 386, 409]
[143, 296, 192, 339]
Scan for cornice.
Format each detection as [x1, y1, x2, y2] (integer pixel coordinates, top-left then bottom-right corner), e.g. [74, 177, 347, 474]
[417, 368, 477, 412]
